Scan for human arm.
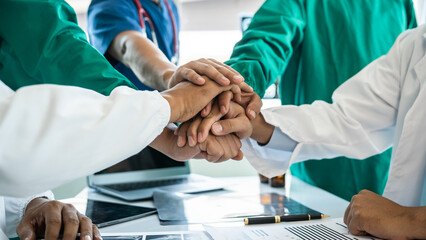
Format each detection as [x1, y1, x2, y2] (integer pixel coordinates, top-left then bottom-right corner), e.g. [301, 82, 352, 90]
[0, 0, 135, 94]
[235, 27, 420, 178]
[16, 198, 101, 240]
[225, 0, 305, 98]
[0, 74, 240, 196]
[344, 190, 426, 239]
[0, 82, 170, 197]
[108, 31, 245, 90]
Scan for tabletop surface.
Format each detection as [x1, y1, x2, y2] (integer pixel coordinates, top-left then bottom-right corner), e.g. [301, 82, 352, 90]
[70, 175, 349, 233]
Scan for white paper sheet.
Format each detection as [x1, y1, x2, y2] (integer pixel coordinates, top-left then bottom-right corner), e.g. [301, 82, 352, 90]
[204, 218, 381, 240]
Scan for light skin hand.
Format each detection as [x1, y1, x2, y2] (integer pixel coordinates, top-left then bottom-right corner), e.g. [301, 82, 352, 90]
[344, 190, 426, 239]
[150, 127, 243, 162]
[160, 77, 242, 123]
[16, 198, 101, 240]
[166, 58, 246, 89]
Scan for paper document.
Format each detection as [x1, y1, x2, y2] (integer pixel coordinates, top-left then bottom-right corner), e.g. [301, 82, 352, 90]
[204, 218, 381, 240]
[101, 231, 212, 240]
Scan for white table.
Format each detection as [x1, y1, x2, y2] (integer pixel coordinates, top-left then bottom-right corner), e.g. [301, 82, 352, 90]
[71, 175, 349, 233]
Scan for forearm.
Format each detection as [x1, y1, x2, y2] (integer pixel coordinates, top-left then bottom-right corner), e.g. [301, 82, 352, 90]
[109, 30, 176, 90]
[149, 125, 176, 157]
[0, 83, 169, 197]
[150, 125, 200, 161]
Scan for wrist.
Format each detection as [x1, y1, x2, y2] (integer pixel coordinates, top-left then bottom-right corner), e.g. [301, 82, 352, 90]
[163, 69, 176, 89]
[250, 113, 274, 144]
[405, 206, 426, 239]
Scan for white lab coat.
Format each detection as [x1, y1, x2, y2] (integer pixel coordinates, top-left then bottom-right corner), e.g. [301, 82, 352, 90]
[0, 82, 170, 238]
[243, 25, 426, 207]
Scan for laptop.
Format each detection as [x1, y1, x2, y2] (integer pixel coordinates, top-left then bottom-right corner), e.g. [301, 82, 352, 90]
[87, 146, 225, 201]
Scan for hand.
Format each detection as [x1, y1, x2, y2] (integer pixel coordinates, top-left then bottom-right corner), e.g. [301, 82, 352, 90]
[151, 128, 243, 162]
[16, 197, 101, 240]
[344, 190, 426, 239]
[166, 58, 245, 89]
[201, 88, 262, 120]
[161, 77, 243, 123]
[176, 101, 252, 147]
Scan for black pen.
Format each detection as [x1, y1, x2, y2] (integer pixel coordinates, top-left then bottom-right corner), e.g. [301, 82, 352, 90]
[244, 214, 328, 225]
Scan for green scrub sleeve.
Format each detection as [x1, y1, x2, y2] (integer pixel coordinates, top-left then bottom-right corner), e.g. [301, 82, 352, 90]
[225, 0, 305, 98]
[0, 0, 136, 95]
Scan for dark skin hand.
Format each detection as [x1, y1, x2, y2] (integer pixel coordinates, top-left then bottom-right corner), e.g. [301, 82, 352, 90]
[17, 197, 101, 240]
[344, 190, 426, 240]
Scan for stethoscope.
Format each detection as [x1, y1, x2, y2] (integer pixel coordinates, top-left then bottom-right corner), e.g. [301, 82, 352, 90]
[132, 0, 179, 65]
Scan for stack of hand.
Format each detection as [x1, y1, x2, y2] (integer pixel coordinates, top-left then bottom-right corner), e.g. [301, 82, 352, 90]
[154, 59, 267, 163]
[150, 58, 277, 163]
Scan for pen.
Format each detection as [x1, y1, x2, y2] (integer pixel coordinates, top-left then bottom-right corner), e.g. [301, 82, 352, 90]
[244, 214, 328, 225]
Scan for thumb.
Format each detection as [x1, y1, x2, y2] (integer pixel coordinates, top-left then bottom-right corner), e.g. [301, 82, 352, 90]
[17, 221, 37, 240]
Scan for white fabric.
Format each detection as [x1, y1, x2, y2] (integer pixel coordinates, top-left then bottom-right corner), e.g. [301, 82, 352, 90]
[0, 199, 5, 240]
[414, 0, 426, 25]
[0, 82, 170, 238]
[262, 127, 297, 151]
[243, 25, 426, 207]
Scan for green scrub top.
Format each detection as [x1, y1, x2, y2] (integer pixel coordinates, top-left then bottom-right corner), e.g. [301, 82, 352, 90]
[0, 0, 136, 95]
[226, 0, 417, 201]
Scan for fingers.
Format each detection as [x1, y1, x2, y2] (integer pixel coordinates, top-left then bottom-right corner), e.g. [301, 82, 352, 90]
[206, 58, 244, 84]
[201, 100, 213, 117]
[44, 201, 63, 240]
[245, 93, 262, 120]
[179, 68, 206, 85]
[239, 82, 253, 93]
[211, 117, 252, 139]
[229, 84, 242, 103]
[201, 134, 242, 162]
[344, 197, 353, 226]
[187, 116, 202, 147]
[16, 219, 37, 240]
[181, 58, 242, 86]
[197, 103, 223, 143]
[61, 204, 80, 240]
[175, 122, 190, 147]
[232, 150, 244, 160]
[92, 224, 102, 240]
[78, 213, 94, 240]
[217, 91, 233, 115]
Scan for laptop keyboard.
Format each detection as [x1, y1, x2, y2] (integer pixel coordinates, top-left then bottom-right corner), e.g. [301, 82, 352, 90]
[104, 178, 189, 192]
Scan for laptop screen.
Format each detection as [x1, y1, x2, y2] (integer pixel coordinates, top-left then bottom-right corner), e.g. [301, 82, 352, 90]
[95, 146, 185, 175]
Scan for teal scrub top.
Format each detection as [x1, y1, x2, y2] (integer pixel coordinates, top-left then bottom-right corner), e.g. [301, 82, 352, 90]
[0, 0, 136, 96]
[226, 0, 417, 201]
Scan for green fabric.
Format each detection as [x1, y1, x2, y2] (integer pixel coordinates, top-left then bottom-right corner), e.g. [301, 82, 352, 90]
[0, 0, 136, 95]
[227, 0, 417, 201]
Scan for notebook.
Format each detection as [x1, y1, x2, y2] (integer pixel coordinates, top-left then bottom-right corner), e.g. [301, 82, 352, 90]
[87, 146, 225, 201]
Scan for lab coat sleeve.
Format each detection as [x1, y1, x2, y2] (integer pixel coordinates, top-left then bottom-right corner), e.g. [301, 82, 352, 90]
[0, 0, 136, 95]
[225, 0, 305, 97]
[244, 28, 415, 178]
[4, 191, 54, 238]
[0, 81, 170, 197]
